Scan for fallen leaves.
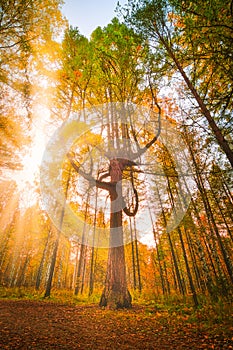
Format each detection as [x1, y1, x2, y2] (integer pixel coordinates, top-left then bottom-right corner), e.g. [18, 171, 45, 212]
[0, 300, 232, 349]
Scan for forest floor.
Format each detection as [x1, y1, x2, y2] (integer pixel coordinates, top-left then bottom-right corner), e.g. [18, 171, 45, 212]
[0, 299, 232, 349]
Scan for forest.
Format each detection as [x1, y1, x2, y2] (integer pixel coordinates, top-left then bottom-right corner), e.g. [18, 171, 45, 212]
[0, 0, 233, 349]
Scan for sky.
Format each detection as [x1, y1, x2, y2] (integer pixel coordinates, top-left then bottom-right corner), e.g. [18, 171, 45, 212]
[62, 0, 128, 38]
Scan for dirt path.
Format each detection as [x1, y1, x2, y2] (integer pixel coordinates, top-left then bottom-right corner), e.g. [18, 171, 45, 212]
[0, 299, 232, 349]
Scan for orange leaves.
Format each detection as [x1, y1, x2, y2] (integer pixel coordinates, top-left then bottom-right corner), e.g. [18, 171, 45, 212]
[0, 300, 233, 349]
[167, 12, 185, 29]
[74, 70, 82, 80]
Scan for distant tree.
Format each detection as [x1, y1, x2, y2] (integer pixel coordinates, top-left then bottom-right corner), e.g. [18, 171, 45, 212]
[44, 165, 71, 298]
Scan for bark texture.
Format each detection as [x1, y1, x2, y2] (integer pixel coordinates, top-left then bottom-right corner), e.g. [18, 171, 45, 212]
[99, 159, 132, 309]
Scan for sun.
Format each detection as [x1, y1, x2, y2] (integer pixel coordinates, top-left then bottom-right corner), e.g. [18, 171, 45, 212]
[21, 136, 46, 185]
[16, 114, 49, 206]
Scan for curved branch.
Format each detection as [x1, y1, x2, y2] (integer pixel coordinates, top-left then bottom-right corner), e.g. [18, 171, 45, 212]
[67, 153, 112, 192]
[123, 188, 139, 217]
[98, 171, 110, 181]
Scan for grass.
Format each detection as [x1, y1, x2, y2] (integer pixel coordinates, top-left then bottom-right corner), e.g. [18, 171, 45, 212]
[0, 286, 232, 327]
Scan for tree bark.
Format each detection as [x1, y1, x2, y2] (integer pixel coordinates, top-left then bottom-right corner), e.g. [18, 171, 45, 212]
[99, 159, 132, 309]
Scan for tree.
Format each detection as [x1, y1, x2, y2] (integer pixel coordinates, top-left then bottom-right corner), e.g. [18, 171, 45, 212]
[44, 164, 71, 298]
[121, 0, 233, 168]
[90, 18, 149, 103]
[68, 102, 161, 309]
[54, 27, 94, 120]
[49, 19, 160, 308]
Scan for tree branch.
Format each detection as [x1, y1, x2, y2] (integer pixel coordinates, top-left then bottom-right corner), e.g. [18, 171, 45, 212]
[67, 153, 113, 192]
[131, 90, 161, 160]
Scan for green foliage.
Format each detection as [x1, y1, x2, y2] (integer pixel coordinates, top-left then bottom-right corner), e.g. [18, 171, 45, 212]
[91, 17, 149, 103]
[0, 287, 42, 300]
[0, 287, 103, 306]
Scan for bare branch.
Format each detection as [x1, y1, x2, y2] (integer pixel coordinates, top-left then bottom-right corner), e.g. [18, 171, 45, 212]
[67, 153, 112, 192]
[98, 171, 110, 182]
[131, 103, 161, 160]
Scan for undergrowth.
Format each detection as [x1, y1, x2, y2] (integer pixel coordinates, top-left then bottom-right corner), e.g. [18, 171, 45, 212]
[0, 286, 232, 329]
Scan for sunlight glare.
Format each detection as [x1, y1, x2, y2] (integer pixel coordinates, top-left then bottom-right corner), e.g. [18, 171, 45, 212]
[0, 191, 20, 231]
[17, 108, 50, 207]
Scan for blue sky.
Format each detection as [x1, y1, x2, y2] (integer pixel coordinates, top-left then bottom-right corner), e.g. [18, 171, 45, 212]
[62, 0, 128, 38]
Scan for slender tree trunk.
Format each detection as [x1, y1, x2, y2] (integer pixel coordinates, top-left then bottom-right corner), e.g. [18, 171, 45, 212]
[36, 228, 52, 290]
[44, 167, 71, 298]
[63, 243, 71, 289]
[184, 225, 206, 293]
[208, 178, 233, 242]
[74, 194, 89, 296]
[133, 218, 142, 293]
[149, 206, 166, 295]
[89, 189, 98, 296]
[80, 246, 87, 294]
[182, 176, 217, 295]
[129, 218, 137, 290]
[155, 182, 185, 295]
[188, 144, 233, 284]
[89, 245, 95, 296]
[74, 240, 86, 295]
[15, 255, 30, 288]
[0, 228, 11, 280]
[158, 35, 233, 168]
[222, 180, 233, 205]
[178, 227, 199, 307]
[163, 260, 171, 295]
[44, 232, 60, 298]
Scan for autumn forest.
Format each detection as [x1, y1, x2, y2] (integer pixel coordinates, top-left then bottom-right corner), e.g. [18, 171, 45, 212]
[0, 0, 233, 349]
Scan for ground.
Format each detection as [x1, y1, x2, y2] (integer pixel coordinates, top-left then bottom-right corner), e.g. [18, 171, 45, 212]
[0, 299, 232, 349]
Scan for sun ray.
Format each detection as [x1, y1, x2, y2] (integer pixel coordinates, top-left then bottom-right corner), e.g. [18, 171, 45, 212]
[0, 188, 20, 231]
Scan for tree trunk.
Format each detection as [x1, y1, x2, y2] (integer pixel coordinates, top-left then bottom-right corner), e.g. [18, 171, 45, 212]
[36, 228, 51, 290]
[129, 218, 137, 290]
[188, 143, 233, 285]
[99, 213, 132, 309]
[44, 166, 71, 298]
[158, 35, 233, 168]
[74, 194, 89, 295]
[155, 182, 185, 295]
[99, 159, 132, 309]
[89, 189, 99, 296]
[178, 227, 199, 308]
[44, 232, 60, 298]
[149, 206, 166, 295]
[133, 218, 142, 293]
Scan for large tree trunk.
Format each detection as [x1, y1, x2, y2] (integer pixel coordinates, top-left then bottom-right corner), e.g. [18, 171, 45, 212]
[99, 207, 132, 309]
[99, 159, 132, 309]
